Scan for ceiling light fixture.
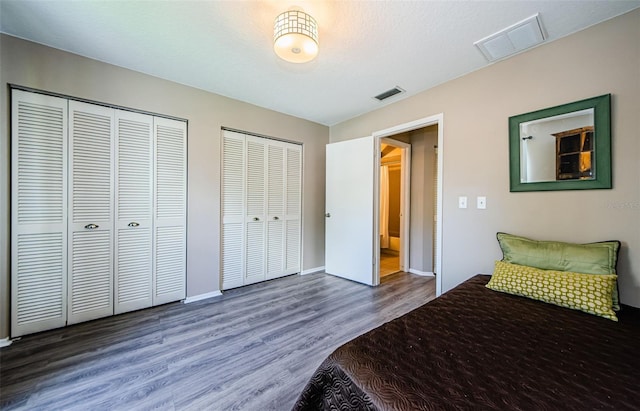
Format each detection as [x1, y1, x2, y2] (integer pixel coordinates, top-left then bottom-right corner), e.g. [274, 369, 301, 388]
[273, 8, 318, 63]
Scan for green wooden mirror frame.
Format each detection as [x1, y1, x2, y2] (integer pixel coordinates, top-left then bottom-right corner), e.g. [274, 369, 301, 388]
[509, 94, 612, 192]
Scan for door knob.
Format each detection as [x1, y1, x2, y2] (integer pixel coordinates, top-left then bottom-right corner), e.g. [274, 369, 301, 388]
[273, 216, 279, 220]
[128, 222, 140, 227]
[253, 217, 260, 221]
[84, 223, 99, 229]
[325, 213, 331, 218]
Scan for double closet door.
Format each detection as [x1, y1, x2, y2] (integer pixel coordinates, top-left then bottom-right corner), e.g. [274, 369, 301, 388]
[221, 130, 302, 289]
[11, 90, 186, 337]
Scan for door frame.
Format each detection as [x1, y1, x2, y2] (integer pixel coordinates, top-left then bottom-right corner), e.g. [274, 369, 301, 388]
[372, 113, 444, 296]
[377, 137, 411, 277]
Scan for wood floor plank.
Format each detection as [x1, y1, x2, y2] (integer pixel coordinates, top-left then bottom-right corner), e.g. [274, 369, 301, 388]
[0, 272, 435, 410]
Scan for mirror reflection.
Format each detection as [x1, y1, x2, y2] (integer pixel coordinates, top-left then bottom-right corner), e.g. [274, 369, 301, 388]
[520, 108, 594, 183]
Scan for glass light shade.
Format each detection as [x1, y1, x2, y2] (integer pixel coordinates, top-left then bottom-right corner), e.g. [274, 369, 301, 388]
[273, 10, 318, 63]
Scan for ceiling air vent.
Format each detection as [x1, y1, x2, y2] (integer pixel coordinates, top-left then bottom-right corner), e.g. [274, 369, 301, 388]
[374, 87, 405, 101]
[474, 13, 545, 62]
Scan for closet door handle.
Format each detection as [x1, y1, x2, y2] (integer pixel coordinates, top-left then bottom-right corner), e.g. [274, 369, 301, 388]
[128, 222, 140, 227]
[273, 216, 279, 220]
[325, 213, 331, 218]
[84, 223, 99, 230]
[253, 217, 260, 221]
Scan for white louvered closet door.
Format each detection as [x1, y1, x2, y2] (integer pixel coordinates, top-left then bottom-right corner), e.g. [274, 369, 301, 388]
[245, 135, 267, 285]
[220, 132, 302, 290]
[221, 131, 246, 289]
[266, 141, 286, 279]
[153, 117, 187, 305]
[115, 110, 153, 314]
[11, 90, 69, 337]
[68, 101, 115, 325]
[284, 144, 302, 275]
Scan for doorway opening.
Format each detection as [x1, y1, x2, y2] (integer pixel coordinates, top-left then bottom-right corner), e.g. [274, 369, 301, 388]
[373, 114, 443, 295]
[379, 139, 406, 277]
[323, 113, 443, 295]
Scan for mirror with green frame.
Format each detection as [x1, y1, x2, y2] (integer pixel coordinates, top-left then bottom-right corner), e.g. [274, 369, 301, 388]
[509, 94, 612, 192]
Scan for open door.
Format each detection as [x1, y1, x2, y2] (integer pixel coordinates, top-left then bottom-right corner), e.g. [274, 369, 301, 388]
[325, 136, 376, 286]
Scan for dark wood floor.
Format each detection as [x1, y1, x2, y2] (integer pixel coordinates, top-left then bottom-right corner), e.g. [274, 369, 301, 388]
[0, 271, 435, 410]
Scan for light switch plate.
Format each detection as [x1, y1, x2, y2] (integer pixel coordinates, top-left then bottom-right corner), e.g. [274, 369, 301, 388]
[458, 196, 467, 209]
[477, 196, 487, 209]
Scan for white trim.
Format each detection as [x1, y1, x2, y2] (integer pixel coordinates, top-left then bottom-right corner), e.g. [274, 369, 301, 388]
[299, 143, 306, 283]
[0, 337, 13, 348]
[301, 266, 325, 275]
[435, 114, 444, 297]
[183, 290, 223, 304]
[409, 269, 435, 277]
[372, 113, 444, 297]
[373, 117, 438, 138]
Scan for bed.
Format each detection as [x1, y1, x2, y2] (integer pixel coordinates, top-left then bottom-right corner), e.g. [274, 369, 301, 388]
[292, 274, 640, 410]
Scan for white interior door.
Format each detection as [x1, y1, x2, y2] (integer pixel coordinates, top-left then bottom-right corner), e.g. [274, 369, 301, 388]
[68, 101, 114, 325]
[284, 144, 302, 275]
[221, 131, 246, 289]
[245, 135, 267, 285]
[11, 90, 69, 337]
[153, 117, 187, 305]
[325, 136, 376, 286]
[266, 141, 285, 279]
[114, 110, 153, 314]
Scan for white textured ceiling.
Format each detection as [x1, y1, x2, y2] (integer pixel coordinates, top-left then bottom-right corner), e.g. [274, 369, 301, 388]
[1, 0, 638, 126]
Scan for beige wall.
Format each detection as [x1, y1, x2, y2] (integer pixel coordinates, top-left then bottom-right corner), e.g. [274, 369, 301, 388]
[0, 34, 329, 339]
[331, 9, 640, 307]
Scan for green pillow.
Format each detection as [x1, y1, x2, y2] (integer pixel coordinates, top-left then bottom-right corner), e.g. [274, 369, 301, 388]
[487, 261, 618, 321]
[496, 233, 620, 310]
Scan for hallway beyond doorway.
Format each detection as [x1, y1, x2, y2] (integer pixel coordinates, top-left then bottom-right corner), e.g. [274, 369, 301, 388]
[380, 250, 400, 277]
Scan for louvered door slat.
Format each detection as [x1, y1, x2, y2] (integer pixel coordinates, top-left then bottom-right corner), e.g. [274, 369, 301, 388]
[285, 219, 301, 273]
[245, 221, 265, 284]
[223, 133, 245, 219]
[156, 123, 186, 220]
[115, 111, 153, 314]
[267, 144, 285, 216]
[222, 223, 244, 289]
[14, 233, 65, 329]
[69, 231, 111, 315]
[68, 101, 114, 325]
[153, 117, 186, 305]
[286, 146, 302, 216]
[156, 226, 186, 297]
[246, 139, 266, 217]
[11, 90, 68, 337]
[266, 220, 284, 278]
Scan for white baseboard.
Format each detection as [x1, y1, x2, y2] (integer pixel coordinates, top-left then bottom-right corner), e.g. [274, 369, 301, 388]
[301, 266, 325, 275]
[0, 337, 13, 348]
[409, 269, 435, 277]
[183, 290, 223, 304]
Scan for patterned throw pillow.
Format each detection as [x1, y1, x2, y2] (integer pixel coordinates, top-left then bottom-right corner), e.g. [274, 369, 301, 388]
[496, 233, 621, 311]
[487, 261, 618, 321]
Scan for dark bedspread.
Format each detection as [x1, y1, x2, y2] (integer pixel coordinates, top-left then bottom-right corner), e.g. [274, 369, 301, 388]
[293, 275, 640, 411]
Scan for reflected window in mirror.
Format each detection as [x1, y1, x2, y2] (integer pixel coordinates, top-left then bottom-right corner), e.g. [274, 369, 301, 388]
[520, 108, 594, 183]
[509, 95, 611, 192]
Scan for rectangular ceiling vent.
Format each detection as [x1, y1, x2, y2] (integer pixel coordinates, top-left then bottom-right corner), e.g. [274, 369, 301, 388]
[374, 87, 405, 101]
[474, 13, 545, 62]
